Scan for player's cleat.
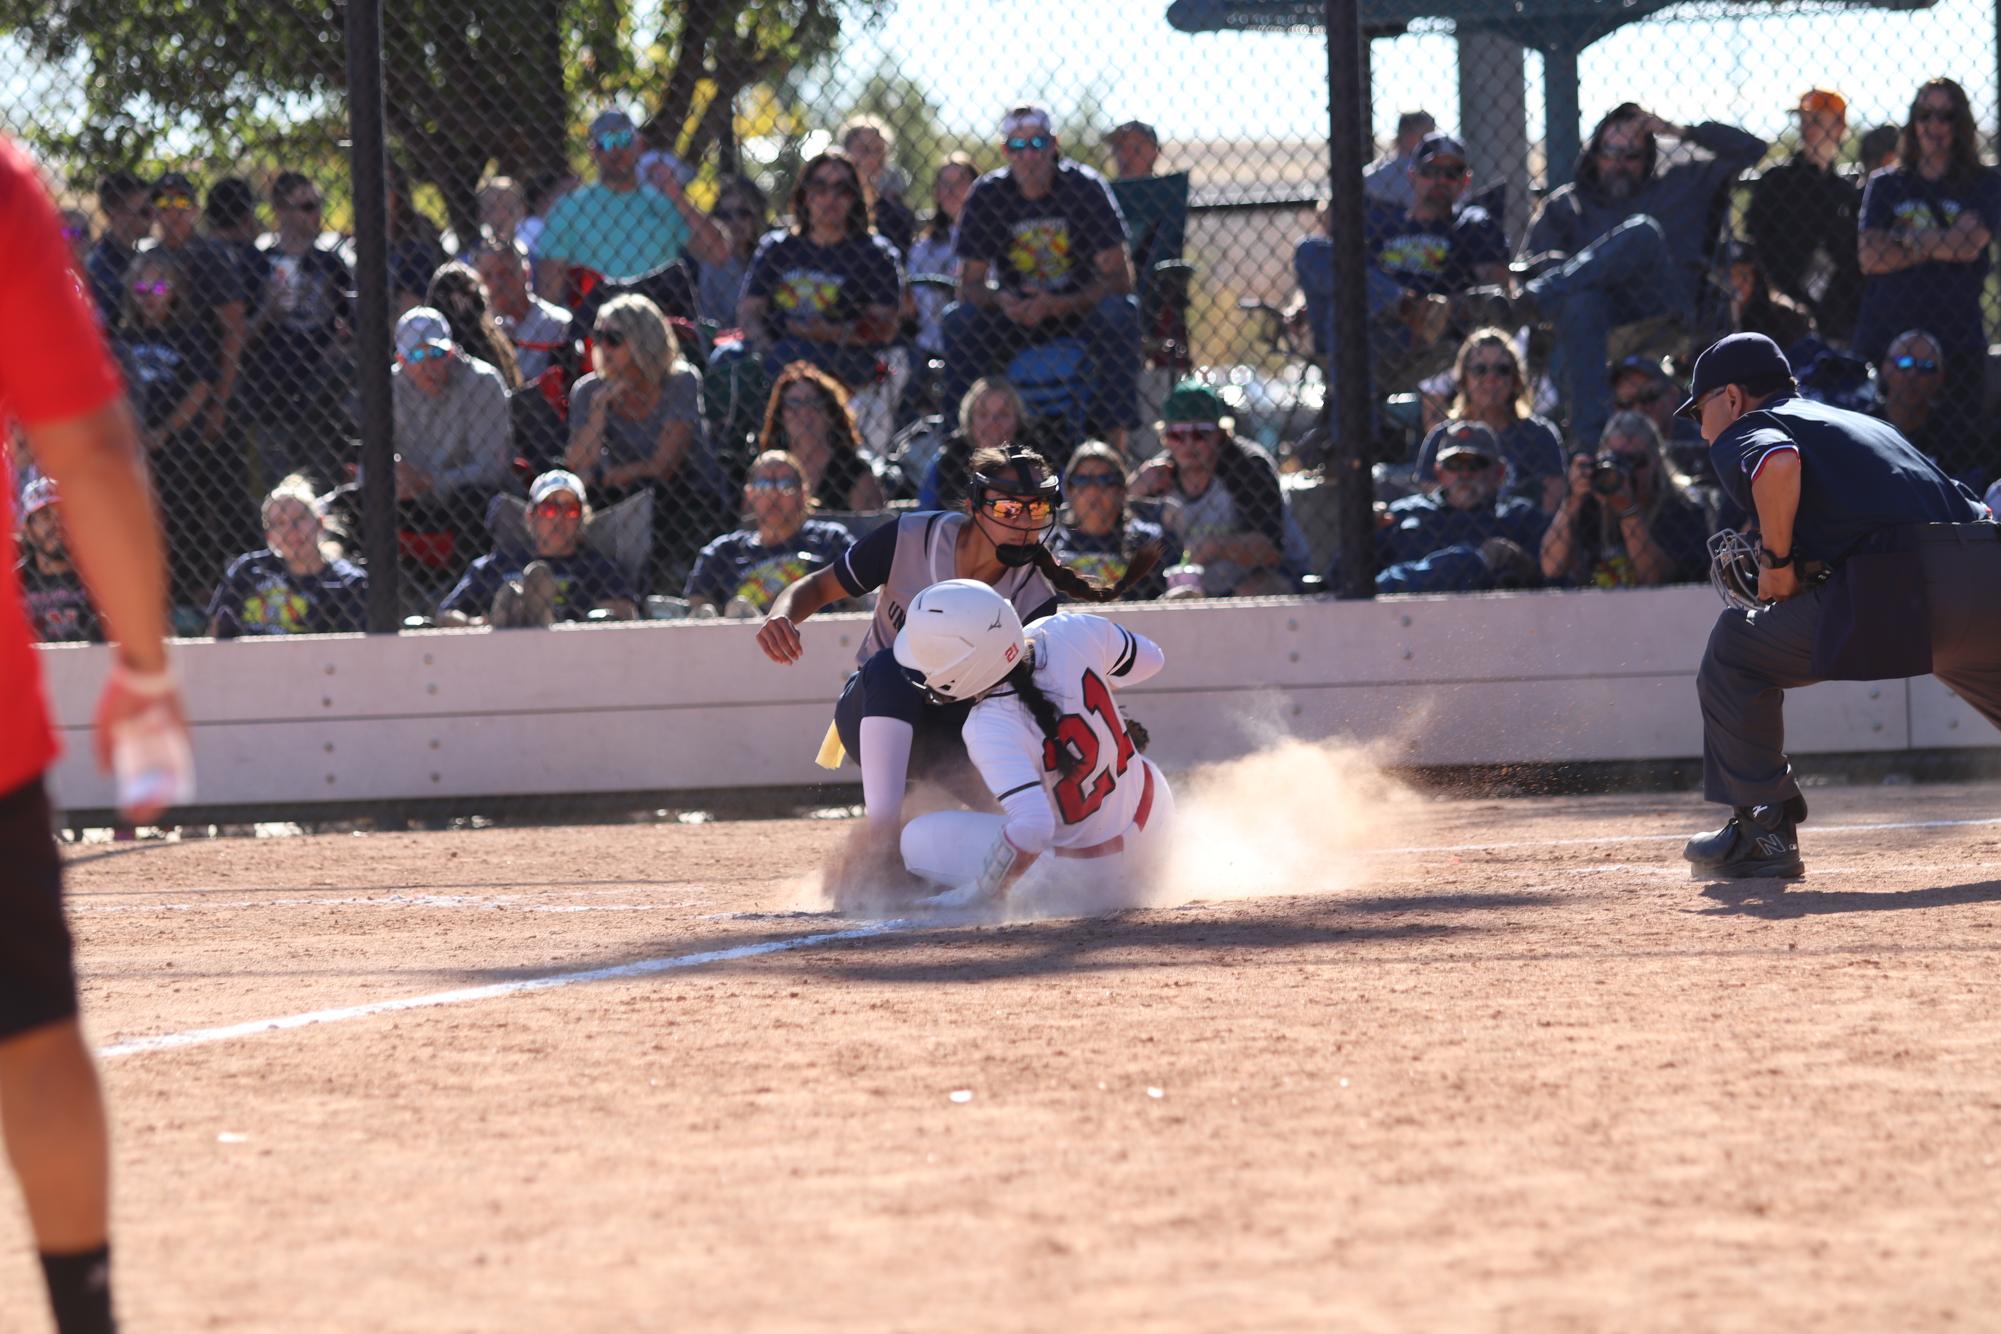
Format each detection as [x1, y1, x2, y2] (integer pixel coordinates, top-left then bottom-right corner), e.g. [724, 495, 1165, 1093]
[1684, 802, 1804, 880]
[918, 880, 994, 911]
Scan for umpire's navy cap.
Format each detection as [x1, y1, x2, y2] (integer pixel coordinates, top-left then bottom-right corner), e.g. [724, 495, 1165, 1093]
[1676, 333, 1792, 418]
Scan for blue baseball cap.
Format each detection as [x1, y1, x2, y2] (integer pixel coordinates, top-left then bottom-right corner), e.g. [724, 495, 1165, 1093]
[1675, 332, 1792, 418]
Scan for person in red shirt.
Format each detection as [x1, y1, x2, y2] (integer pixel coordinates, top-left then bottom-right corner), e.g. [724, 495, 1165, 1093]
[0, 135, 189, 1334]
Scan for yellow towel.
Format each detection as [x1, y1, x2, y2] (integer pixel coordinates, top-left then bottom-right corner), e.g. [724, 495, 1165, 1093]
[814, 720, 847, 770]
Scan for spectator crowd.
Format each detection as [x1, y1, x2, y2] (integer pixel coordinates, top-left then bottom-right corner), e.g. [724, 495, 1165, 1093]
[14, 77, 2001, 635]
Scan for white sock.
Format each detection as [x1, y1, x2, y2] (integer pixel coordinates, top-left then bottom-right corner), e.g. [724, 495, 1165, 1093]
[858, 716, 915, 831]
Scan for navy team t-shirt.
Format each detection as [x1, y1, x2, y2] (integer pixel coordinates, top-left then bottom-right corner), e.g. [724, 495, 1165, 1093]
[684, 518, 853, 613]
[1365, 200, 1508, 296]
[438, 548, 635, 622]
[954, 161, 1128, 297]
[741, 230, 903, 336]
[1853, 165, 2001, 360]
[207, 549, 368, 638]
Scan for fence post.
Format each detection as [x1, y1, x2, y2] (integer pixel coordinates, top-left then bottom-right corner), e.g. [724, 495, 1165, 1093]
[1326, 0, 1376, 599]
[345, 0, 400, 633]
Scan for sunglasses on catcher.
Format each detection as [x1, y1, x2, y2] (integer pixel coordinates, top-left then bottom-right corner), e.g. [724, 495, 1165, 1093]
[981, 496, 1054, 524]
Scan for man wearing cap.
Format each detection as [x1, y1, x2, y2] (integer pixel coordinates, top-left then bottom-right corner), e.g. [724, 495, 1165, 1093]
[1679, 331, 2000, 880]
[13, 480, 99, 643]
[1374, 421, 1546, 594]
[1129, 381, 1298, 597]
[946, 105, 1141, 452]
[1363, 110, 1436, 211]
[437, 469, 638, 626]
[1514, 104, 1767, 446]
[533, 109, 727, 306]
[389, 306, 512, 533]
[1745, 89, 1862, 344]
[1305, 132, 1511, 388]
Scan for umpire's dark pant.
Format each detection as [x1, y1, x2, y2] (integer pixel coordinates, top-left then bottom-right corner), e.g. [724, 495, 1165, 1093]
[1699, 527, 2001, 808]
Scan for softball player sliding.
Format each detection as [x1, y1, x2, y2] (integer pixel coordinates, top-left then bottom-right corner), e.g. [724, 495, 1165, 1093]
[891, 580, 1173, 908]
[755, 448, 1159, 849]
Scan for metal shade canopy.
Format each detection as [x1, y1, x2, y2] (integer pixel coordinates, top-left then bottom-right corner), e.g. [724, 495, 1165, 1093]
[1167, 0, 1941, 182]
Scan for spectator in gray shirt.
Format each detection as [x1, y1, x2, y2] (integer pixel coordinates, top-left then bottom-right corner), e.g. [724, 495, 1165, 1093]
[391, 306, 512, 532]
[472, 237, 574, 383]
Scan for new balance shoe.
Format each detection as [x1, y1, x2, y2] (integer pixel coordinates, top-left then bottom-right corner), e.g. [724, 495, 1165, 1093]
[1684, 802, 1804, 880]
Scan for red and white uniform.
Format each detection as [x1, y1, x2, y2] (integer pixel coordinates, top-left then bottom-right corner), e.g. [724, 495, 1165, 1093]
[0, 137, 128, 795]
[901, 613, 1173, 894]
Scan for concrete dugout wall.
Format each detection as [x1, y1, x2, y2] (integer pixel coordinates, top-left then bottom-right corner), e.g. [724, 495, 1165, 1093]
[34, 585, 1998, 814]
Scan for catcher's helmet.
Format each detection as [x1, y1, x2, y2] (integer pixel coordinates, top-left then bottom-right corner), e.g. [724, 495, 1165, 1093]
[892, 579, 1026, 703]
[1707, 528, 1764, 613]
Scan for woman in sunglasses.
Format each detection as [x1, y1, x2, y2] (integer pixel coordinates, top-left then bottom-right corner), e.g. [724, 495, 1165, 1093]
[1855, 77, 2001, 446]
[754, 362, 885, 512]
[692, 177, 769, 329]
[112, 248, 223, 617]
[1412, 327, 1566, 511]
[565, 292, 721, 576]
[1538, 410, 1711, 589]
[206, 474, 367, 638]
[737, 151, 903, 392]
[754, 446, 1157, 884]
[683, 450, 856, 617]
[1047, 443, 1177, 601]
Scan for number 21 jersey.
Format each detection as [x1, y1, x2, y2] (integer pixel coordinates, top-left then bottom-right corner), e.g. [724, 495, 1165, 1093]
[961, 612, 1164, 854]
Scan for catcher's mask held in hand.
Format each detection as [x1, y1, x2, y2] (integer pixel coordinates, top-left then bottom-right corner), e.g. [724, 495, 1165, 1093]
[1708, 528, 1764, 612]
[972, 451, 1059, 567]
[893, 579, 1027, 703]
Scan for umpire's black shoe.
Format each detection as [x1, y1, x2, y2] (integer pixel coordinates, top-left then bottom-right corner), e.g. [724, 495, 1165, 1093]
[1684, 803, 1805, 880]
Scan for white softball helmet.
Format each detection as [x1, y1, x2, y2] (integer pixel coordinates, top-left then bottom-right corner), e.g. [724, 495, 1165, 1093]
[892, 579, 1026, 703]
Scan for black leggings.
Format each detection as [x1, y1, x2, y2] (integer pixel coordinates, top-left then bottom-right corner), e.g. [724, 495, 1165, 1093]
[0, 778, 77, 1040]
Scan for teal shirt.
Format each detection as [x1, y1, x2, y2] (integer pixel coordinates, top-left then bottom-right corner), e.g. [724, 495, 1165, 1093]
[533, 183, 691, 281]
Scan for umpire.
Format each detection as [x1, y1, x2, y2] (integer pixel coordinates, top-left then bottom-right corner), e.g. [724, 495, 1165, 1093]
[1680, 332, 2000, 879]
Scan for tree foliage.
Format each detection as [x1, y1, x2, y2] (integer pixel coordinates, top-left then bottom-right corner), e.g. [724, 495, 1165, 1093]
[1, 0, 888, 241]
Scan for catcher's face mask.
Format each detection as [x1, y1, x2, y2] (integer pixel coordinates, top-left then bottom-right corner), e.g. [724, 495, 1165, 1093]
[1708, 528, 1764, 612]
[973, 452, 1059, 566]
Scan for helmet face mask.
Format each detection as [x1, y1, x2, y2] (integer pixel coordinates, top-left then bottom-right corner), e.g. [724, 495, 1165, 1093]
[892, 579, 1027, 703]
[1708, 528, 1764, 612]
[972, 452, 1059, 565]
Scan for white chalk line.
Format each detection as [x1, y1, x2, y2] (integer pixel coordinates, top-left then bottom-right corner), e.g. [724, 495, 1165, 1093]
[71, 893, 674, 916]
[1374, 814, 2001, 857]
[97, 918, 908, 1060]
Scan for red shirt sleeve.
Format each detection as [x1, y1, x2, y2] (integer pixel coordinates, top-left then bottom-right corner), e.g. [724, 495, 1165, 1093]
[0, 138, 124, 427]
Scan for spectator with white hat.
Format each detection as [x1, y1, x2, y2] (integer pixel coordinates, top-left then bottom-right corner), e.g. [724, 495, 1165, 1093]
[389, 305, 513, 533]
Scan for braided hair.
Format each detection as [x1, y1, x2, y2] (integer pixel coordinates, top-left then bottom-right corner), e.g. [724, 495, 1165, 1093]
[1003, 640, 1150, 779]
[967, 446, 1163, 602]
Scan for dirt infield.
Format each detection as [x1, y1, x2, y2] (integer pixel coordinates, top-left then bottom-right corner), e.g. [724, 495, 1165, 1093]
[6, 772, 2001, 1332]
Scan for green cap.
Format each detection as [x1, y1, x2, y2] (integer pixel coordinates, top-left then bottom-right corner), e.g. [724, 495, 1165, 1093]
[1160, 381, 1226, 424]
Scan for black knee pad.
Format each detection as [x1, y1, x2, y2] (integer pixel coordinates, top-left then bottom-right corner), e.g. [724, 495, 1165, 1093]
[0, 780, 79, 1041]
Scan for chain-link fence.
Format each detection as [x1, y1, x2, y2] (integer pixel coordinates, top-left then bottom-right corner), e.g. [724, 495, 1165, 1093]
[8, 0, 2001, 646]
